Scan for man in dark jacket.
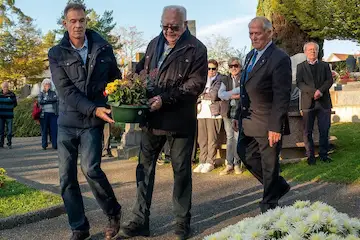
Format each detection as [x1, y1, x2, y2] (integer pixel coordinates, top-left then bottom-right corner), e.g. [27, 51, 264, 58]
[296, 42, 333, 165]
[233, 17, 291, 213]
[119, 5, 207, 240]
[48, 3, 122, 240]
[0, 81, 17, 149]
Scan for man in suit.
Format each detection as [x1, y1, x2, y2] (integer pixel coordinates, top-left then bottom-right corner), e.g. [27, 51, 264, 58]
[233, 16, 291, 213]
[296, 42, 333, 165]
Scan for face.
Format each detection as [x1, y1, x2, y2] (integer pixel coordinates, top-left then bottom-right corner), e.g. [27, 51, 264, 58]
[249, 20, 272, 50]
[228, 61, 241, 76]
[208, 63, 218, 77]
[304, 43, 318, 61]
[63, 8, 87, 40]
[2, 84, 9, 94]
[161, 9, 186, 46]
[44, 83, 51, 92]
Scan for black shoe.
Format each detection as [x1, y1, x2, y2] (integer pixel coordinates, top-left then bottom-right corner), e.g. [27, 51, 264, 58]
[307, 157, 316, 165]
[118, 221, 150, 238]
[320, 156, 332, 163]
[70, 231, 90, 240]
[279, 183, 291, 200]
[7, 145, 12, 149]
[42, 147, 47, 150]
[0, 145, 4, 148]
[105, 213, 121, 240]
[260, 203, 278, 213]
[174, 221, 191, 240]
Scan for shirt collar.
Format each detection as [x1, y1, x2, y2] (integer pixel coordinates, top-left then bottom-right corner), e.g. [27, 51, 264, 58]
[255, 40, 273, 55]
[70, 35, 88, 51]
[307, 58, 318, 65]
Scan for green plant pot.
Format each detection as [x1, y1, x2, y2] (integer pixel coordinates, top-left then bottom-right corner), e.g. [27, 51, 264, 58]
[109, 104, 149, 123]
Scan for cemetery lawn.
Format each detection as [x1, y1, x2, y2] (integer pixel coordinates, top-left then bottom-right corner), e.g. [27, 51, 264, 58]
[0, 177, 62, 218]
[281, 123, 360, 184]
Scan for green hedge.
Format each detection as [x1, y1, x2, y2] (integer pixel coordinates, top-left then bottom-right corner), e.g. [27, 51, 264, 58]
[13, 98, 41, 137]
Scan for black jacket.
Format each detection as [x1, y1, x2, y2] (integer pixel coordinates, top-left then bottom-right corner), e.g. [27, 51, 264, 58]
[38, 90, 59, 117]
[142, 29, 208, 134]
[236, 43, 292, 137]
[296, 61, 333, 110]
[48, 29, 121, 128]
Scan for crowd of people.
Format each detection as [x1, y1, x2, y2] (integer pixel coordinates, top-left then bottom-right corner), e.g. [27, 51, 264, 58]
[0, 2, 335, 240]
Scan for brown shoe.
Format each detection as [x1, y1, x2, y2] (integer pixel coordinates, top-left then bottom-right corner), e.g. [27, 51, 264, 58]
[105, 213, 121, 240]
[219, 165, 234, 176]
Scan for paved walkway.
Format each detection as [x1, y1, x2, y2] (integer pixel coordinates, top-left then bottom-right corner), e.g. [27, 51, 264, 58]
[1, 137, 360, 240]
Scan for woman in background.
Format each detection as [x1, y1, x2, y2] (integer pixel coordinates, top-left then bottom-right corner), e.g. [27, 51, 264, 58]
[38, 78, 58, 150]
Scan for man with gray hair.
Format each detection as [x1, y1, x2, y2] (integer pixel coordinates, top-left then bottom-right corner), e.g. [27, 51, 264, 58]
[119, 5, 207, 240]
[48, 3, 122, 240]
[0, 81, 17, 149]
[233, 16, 291, 213]
[296, 41, 333, 165]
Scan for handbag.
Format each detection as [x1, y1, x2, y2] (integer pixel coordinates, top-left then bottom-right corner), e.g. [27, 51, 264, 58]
[32, 100, 41, 120]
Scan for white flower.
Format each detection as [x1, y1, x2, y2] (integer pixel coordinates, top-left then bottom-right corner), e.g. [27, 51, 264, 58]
[309, 232, 328, 240]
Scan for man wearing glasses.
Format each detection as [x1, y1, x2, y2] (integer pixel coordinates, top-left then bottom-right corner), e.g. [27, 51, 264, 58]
[119, 5, 207, 240]
[218, 57, 244, 176]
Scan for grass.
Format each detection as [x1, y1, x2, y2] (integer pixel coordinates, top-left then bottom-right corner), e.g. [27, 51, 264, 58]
[0, 177, 63, 218]
[281, 122, 360, 184]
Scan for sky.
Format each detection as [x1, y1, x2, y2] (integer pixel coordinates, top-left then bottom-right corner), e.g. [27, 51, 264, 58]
[15, 0, 359, 59]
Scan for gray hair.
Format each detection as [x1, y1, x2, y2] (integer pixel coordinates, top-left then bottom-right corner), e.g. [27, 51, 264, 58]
[161, 5, 187, 22]
[303, 42, 319, 52]
[249, 16, 273, 32]
[41, 78, 53, 91]
[228, 57, 242, 66]
[64, 2, 86, 18]
[1, 81, 9, 88]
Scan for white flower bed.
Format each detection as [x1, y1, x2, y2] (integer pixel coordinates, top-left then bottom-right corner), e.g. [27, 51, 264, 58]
[204, 201, 360, 240]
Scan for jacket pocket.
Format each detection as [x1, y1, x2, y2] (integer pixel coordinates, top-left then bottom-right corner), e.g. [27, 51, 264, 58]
[59, 58, 81, 80]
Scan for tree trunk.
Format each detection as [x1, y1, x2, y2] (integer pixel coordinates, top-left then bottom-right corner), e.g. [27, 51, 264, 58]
[271, 14, 324, 59]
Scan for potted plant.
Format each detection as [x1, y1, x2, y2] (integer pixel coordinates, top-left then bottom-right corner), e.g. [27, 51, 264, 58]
[105, 72, 149, 123]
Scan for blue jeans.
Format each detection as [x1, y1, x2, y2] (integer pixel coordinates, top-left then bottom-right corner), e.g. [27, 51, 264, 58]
[40, 112, 58, 149]
[0, 117, 13, 146]
[223, 117, 240, 166]
[58, 126, 121, 231]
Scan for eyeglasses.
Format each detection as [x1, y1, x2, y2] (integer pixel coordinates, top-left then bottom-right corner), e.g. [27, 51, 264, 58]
[208, 68, 217, 71]
[229, 64, 240, 69]
[161, 24, 181, 32]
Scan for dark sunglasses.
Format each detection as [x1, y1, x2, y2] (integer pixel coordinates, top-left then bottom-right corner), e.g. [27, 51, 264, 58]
[161, 24, 181, 32]
[208, 68, 217, 71]
[228, 64, 240, 68]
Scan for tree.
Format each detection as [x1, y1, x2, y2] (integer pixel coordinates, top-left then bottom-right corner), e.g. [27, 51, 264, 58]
[42, 30, 56, 53]
[55, 0, 121, 50]
[205, 35, 246, 73]
[0, 0, 31, 27]
[114, 26, 146, 63]
[257, 0, 360, 56]
[0, 18, 46, 87]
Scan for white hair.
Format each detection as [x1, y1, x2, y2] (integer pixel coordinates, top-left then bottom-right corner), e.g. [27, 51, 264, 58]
[303, 42, 319, 52]
[1, 81, 9, 88]
[249, 16, 273, 32]
[161, 5, 187, 22]
[41, 78, 55, 91]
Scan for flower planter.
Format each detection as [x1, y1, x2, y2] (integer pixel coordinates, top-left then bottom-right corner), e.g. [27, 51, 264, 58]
[109, 104, 148, 123]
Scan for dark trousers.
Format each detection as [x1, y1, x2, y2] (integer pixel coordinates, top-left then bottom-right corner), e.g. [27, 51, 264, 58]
[237, 131, 289, 209]
[0, 117, 13, 146]
[159, 140, 171, 160]
[132, 130, 194, 224]
[40, 112, 58, 149]
[58, 126, 121, 231]
[302, 103, 331, 159]
[197, 119, 222, 164]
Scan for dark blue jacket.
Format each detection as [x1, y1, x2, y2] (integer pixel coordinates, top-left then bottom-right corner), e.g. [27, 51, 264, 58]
[0, 90, 17, 119]
[48, 30, 121, 128]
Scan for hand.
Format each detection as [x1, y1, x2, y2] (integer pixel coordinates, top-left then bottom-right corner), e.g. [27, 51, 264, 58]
[268, 131, 282, 147]
[232, 119, 239, 132]
[314, 90, 322, 100]
[95, 107, 114, 124]
[149, 96, 162, 112]
[231, 94, 240, 100]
